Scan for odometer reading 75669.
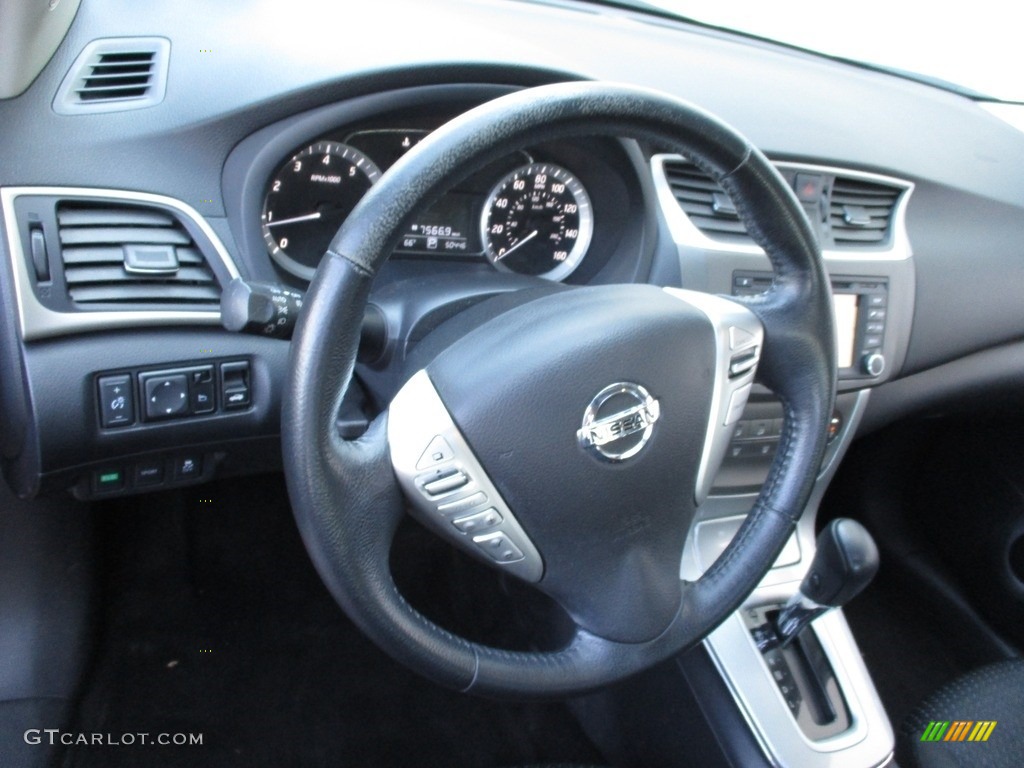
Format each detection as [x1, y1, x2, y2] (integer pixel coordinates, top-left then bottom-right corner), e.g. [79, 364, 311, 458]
[480, 163, 593, 282]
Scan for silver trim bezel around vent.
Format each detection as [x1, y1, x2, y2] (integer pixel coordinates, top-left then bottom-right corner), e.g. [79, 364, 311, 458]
[1, 186, 241, 342]
[652, 155, 915, 262]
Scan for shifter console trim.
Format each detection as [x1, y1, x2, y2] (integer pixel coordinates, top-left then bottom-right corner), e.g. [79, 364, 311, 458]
[705, 586, 893, 767]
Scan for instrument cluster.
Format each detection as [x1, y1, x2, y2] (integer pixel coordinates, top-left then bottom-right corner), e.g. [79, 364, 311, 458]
[259, 127, 609, 283]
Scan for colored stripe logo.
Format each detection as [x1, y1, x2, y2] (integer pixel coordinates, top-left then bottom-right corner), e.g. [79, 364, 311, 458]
[921, 721, 997, 742]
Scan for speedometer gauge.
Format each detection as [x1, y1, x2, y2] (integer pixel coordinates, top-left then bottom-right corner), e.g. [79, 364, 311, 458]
[262, 141, 381, 280]
[480, 163, 593, 281]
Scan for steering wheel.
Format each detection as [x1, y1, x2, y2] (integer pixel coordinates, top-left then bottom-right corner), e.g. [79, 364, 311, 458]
[282, 82, 835, 697]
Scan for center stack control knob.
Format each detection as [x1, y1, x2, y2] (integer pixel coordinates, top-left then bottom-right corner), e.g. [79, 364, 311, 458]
[861, 352, 885, 377]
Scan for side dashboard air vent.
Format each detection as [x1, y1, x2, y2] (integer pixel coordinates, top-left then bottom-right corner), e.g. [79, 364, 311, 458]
[661, 158, 752, 243]
[53, 38, 170, 115]
[829, 176, 901, 245]
[56, 202, 221, 307]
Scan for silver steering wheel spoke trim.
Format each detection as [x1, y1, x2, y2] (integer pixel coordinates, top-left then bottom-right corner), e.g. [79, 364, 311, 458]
[388, 370, 544, 583]
[663, 287, 763, 506]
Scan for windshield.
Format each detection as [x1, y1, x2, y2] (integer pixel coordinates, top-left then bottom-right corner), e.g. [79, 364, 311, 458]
[618, 0, 1023, 103]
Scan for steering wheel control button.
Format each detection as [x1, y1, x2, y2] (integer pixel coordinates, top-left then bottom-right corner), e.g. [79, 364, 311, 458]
[728, 348, 759, 378]
[420, 469, 469, 497]
[437, 492, 487, 517]
[143, 374, 188, 419]
[452, 508, 503, 534]
[472, 532, 525, 564]
[728, 325, 756, 350]
[725, 383, 753, 426]
[577, 382, 661, 462]
[415, 435, 455, 470]
[97, 374, 134, 428]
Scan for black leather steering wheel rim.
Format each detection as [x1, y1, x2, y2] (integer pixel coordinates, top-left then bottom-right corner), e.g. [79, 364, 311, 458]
[283, 81, 836, 697]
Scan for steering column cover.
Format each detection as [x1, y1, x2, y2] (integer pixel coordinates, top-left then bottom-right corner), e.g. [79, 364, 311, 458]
[283, 82, 835, 696]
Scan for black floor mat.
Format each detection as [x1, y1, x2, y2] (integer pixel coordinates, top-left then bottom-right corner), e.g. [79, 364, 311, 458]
[842, 563, 974, 727]
[63, 474, 603, 768]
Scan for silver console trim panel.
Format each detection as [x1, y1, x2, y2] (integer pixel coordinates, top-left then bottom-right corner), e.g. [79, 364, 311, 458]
[663, 287, 763, 506]
[1, 186, 241, 342]
[388, 369, 544, 582]
[681, 390, 893, 767]
[651, 155, 915, 262]
[703, 592, 894, 768]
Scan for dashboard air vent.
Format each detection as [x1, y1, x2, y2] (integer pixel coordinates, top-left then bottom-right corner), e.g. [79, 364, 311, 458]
[53, 38, 170, 115]
[829, 176, 901, 246]
[661, 158, 752, 243]
[56, 202, 221, 307]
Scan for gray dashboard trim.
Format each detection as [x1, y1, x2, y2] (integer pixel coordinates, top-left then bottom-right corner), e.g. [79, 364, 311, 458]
[652, 154, 915, 261]
[1, 186, 240, 342]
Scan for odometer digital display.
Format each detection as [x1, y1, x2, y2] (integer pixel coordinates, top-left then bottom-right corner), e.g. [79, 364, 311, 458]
[395, 193, 480, 256]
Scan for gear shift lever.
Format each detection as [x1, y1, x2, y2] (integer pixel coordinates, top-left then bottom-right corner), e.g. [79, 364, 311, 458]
[772, 518, 879, 647]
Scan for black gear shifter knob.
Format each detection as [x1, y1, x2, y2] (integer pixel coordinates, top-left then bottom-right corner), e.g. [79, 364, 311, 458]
[801, 518, 880, 606]
[773, 518, 879, 646]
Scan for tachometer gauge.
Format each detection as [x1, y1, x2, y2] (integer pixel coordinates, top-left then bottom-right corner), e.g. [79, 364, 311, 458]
[262, 141, 381, 280]
[480, 162, 593, 281]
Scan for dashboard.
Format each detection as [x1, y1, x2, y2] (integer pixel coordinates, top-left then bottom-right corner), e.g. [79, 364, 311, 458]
[0, 0, 1022, 551]
[0, 0, 1021, 505]
[4, 2, 1024, 767]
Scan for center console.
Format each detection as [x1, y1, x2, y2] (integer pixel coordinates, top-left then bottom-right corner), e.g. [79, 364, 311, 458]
[654, 156, 915, 767]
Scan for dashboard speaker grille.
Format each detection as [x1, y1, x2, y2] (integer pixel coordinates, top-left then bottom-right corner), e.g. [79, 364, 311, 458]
[57, 202, 221, 307]
[53, 38, 170, 115]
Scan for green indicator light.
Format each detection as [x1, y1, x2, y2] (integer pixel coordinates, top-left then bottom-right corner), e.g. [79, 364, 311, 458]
[99, 472, 121, 484]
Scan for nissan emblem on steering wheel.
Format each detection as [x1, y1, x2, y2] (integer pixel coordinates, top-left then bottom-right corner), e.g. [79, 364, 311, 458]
[577, 382, 661, 461]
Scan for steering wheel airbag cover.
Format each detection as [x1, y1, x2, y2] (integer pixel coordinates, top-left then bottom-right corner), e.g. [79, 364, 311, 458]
[428, 283, 715, 643]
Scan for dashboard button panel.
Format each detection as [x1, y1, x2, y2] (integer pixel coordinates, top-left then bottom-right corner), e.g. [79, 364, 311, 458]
[95, 359, 251, 430]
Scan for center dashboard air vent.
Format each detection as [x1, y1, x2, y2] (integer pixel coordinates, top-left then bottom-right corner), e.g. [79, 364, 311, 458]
[57, 202, 221, 307]
[828, 177, 901, 245]
[659, 157, 906, 251]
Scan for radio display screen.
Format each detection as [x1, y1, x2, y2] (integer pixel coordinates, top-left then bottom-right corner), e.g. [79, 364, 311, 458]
[833, 293, 858, 369]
